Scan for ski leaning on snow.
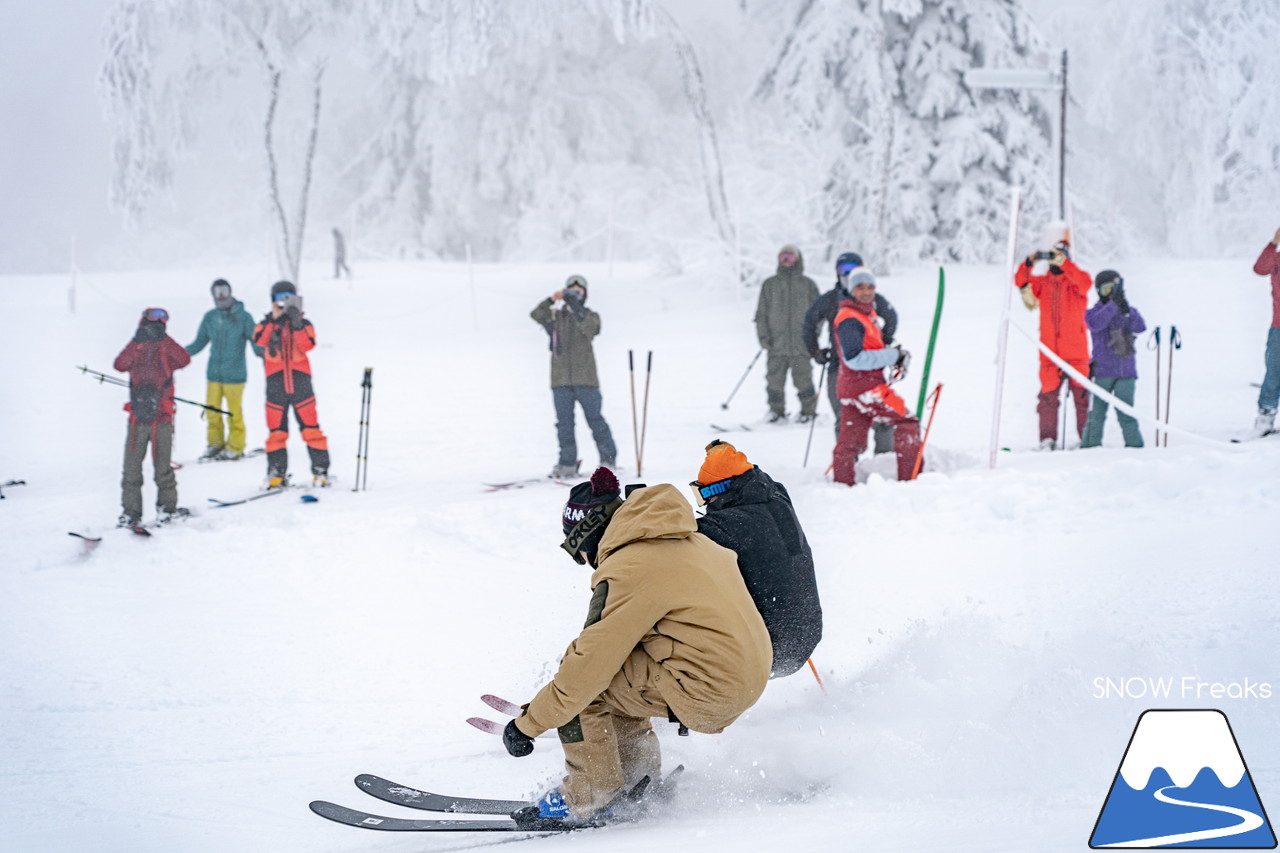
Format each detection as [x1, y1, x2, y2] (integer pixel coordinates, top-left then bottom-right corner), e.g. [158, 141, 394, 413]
[1230, 429, 1278, 444]
[355, 774, 528, 814]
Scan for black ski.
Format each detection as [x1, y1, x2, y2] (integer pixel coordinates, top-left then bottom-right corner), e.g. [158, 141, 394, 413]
[709, 424, 752, 433]
[68, 531, 103, 544]
[1231, 430, 1278, 443]
[208, 487, 290, 508]
[483, 479, 574, 492]
[355, 774, 528, 814]
[309, 799, 600, 832]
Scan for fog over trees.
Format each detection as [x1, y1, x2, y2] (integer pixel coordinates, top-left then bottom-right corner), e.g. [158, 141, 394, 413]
[31, 0, 1280, 278]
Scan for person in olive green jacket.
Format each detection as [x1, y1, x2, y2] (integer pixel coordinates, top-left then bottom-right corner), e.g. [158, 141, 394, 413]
[531, 275, 617, 478]
[502, 468, 772, 823]
[755, 244, 819, 423]
[185, 279, 263, 460]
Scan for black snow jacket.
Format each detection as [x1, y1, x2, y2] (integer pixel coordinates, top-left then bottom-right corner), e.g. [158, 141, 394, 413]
[803, 286, 898, 358]
[696, 466, 822, 677]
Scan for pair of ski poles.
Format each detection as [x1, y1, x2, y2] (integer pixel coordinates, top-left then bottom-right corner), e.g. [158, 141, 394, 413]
[76, 365, 231, 416]
[629, 351, 653, 476]
[1148, 326, 1181, 446]
[353, 368, 373, 491]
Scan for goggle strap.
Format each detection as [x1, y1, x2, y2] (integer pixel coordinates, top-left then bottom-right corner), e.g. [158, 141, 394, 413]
[560, 496, 623, 558]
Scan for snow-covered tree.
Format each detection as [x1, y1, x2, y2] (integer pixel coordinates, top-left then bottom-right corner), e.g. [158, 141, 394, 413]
[757, 0, 1054, 268]
[101, 0, 350, 283]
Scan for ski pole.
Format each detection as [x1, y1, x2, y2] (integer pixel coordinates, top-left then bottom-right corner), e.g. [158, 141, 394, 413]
[1148, 328, 1162, 446]
[803, 359, 829, 468]
[638, 351, 653, 476]
[916, 267, 945, 416]
[721, 348, 763, 410]
[911, 383, 943, 480]
[77, 365, 230, 415]
[806, 658, 827, 695]
[1167, 324, 1182, 445]
[353, 367, 372, 491]
[629, 350, 640, 474]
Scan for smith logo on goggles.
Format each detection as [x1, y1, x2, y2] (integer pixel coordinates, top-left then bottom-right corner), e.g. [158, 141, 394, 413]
[560, 496, 624, 563]
[689, 478, 732, 507]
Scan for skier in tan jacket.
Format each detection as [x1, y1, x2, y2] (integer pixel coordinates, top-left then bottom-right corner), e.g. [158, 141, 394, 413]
[502, 467, 772, 823]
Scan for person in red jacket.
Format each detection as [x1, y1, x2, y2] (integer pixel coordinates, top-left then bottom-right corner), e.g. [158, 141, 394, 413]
[113, 307, 192, 527]
[253, 281, 330, 487]
[1014, 224, 1092, 449]
[831, 270, 920, 485]
[1251, 228, 1280, 437]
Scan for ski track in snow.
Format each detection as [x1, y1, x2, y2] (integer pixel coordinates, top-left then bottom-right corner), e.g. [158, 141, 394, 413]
[1, 257, 1278, 852]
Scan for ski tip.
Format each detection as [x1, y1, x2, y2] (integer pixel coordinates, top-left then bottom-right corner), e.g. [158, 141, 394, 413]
[466, 717, 503, 735]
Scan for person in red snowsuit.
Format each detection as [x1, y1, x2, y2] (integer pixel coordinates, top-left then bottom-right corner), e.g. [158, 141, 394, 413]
[1251, 228, 1280, 436]
[253, 281, 329, 486]
[1014, 235, 1092, 448]
[113, 307, 191, 525]
[831, 271, 920, 485]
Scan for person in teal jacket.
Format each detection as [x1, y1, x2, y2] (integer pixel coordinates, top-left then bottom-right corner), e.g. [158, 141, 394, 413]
[185, 279, 263, 460]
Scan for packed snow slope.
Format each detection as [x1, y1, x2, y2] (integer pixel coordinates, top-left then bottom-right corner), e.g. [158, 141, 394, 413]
[2, 257, 1277, 852]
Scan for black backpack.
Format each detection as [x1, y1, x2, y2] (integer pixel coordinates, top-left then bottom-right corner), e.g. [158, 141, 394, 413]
[130, 378, 172, 424]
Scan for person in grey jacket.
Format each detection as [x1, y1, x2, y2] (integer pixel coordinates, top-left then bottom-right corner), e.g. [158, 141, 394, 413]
[755, 245, 819, 423]
[531, 275, 618, 478]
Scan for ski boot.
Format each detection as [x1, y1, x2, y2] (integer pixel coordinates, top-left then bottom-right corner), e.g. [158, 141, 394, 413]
[767, 411, 788, 424]
[1255, 407, 1277, 438]
[199, 446, 223, 462]
[216, 448, 243, 461]
[311, 467, 330, 488]
[156, 507, 191, 525]
[116, 514, 141, 529]
[265, 470, 290, 490]
[549, 461, 580, 479]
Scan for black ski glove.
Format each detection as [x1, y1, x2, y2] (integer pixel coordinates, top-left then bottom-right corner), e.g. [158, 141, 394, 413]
[286, 304, 304, 329]
[1111, 287, 1130, 315]
[814, 347, 832, 365]
[503, 719, 534, 757]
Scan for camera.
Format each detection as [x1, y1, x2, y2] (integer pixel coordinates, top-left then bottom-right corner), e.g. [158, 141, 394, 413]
[1033, 251, 1054, 261]
[276, 293, 304, 313]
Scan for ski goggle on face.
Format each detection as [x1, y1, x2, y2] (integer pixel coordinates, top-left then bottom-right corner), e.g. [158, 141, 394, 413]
[689, 478, 732, 507]
[212, 284, 231, 300]
[778, 252, 798, 264]
[836, 261, 861, 276]
[273, 291, 296, 305]
[142, 307, 169, 322]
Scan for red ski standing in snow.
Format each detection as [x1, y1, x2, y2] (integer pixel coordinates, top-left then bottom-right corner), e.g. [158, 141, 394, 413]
[113, 307, 191, 527]
[830, 270, 920, 485]
[1014, 222, 1092, 449]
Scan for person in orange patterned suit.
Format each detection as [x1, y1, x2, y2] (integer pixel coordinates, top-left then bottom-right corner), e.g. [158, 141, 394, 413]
[1014, 222, 1092, 449]
[253, 281, 329, 487]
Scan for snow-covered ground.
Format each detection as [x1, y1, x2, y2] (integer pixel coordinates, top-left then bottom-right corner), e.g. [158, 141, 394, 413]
[2, 256, 1277, 852]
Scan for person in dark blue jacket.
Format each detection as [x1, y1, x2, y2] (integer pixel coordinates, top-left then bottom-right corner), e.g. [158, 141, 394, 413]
[185, 279, 263, 460]
[691, 440, 822, 677]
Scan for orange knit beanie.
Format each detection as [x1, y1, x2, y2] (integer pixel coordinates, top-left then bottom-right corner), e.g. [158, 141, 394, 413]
[698, 440, 752, 485]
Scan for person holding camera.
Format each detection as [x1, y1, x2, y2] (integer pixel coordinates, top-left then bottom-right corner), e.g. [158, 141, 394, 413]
[802, 251, 899, 447]
[830, 270, 920, 485]
[253, 281, 329, 488]
[1081, 270, 1147, 448]
[531, 275, 618, 478]
[1014, 223, 1092, 449]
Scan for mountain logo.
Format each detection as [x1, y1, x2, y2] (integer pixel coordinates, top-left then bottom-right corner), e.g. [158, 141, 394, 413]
[1090, 709, 1276, 848]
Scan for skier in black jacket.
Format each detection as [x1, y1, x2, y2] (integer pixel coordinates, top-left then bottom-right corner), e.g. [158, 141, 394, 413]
[690, 440, 822, 677]
[802, 252, 898, 448]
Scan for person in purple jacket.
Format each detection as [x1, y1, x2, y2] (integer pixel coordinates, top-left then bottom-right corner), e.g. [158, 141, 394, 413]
[1081, 270, 1146, 448]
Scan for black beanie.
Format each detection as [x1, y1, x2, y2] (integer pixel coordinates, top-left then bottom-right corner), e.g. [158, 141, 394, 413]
[270, 280, 296, 300]
[561, 467, 622, 564]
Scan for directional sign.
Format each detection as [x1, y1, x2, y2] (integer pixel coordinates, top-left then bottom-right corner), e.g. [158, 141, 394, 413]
[965, 67, 1060, 90]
